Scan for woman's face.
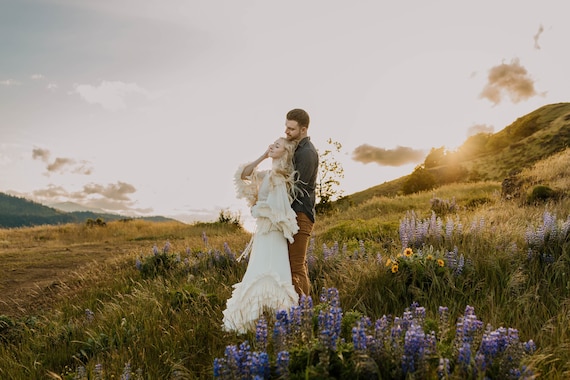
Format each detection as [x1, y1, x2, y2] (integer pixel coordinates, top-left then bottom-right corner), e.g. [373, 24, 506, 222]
[268, 138, 288, 159]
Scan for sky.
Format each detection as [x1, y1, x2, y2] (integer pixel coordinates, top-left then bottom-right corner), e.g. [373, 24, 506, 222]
[1, 0, 569, 231]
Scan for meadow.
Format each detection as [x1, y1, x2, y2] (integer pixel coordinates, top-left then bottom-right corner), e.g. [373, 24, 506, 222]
[1, 148, 569, 379]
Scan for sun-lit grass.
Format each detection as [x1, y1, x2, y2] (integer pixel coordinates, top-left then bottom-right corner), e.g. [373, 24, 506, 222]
[1, 150, 570, 378]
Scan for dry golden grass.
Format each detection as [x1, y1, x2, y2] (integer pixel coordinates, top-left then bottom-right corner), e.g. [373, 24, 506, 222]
[0, 220, 250, 317]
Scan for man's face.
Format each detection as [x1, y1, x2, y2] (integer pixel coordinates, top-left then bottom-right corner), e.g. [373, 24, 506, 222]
[284, 119, 303, 142]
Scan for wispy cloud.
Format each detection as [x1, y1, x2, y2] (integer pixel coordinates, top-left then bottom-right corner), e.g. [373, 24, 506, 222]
[352, 144, 425, 166]
[479, 58, 542, 105]
[83, 181, 136, 201]
[30, 74, 45, 80]
[0, 79, 22, 86]
[73, 80, 153, 111]
[533, 24, 544, 50]
[32, 147, 93, 175]
[31, 181, 151, 215]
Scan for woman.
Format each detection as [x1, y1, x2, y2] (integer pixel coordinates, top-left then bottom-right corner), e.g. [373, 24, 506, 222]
[222, 137, 300, 334]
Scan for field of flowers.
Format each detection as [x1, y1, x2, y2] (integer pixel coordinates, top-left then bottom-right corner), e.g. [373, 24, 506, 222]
[1, 167, 570, 378]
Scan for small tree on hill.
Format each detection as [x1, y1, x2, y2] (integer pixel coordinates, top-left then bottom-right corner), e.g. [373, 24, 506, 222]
[316, 138, 344, 214]
[402, 165, 436, 194]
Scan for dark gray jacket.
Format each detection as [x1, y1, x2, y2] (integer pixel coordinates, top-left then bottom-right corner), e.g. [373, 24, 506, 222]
[292, 137, 319, 223]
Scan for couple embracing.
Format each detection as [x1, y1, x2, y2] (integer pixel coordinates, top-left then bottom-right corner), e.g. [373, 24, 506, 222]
[222, 108, 319, 334]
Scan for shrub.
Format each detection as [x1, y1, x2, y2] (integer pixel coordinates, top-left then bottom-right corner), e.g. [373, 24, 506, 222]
[526, 185, 557, 204]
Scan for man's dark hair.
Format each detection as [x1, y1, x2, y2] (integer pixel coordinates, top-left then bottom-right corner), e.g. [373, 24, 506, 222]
[286, 108, 310, 129]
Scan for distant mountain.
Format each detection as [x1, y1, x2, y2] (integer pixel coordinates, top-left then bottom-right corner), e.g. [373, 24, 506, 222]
[48, 201, 108, 213]
[0, 193, 75, 228]
[0, 193, 178, 228]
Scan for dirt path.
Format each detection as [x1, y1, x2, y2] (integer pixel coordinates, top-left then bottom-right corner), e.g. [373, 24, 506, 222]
[0, 240, 137, 317]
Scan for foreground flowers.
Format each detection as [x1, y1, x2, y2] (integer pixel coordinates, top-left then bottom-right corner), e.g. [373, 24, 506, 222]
[214, 288, 535, 379]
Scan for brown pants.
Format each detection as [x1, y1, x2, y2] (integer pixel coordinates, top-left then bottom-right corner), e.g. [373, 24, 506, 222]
[288, 212, 313, 297]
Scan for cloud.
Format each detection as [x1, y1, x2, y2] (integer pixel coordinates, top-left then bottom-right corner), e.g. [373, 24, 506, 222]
[32, 147, 51, 162]
[0, 79, 22, 86]
[32, 147, 93, 175]
[352, 144, 425, 166]
[467, 124, 495, 137]
[31, 181, 149, 215]
[83, 181, 136, 201]
[30, 74, 45, 80]
[73, 80, 153, 111]
[32, 185, 69, 199]
[479, 58, 540, 105]
[46, 157, 75, 172]
[47, 83, 58, 91]
[533, 24, 544, 50]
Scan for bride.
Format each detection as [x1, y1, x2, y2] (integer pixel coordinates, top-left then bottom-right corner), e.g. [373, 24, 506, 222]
[222, 137, 300, 334]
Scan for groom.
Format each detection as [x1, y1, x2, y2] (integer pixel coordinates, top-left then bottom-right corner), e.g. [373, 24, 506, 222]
[284, 108, 319, 297]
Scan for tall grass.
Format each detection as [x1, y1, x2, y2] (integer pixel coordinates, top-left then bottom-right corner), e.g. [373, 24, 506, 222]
[1, 150, 570, 378]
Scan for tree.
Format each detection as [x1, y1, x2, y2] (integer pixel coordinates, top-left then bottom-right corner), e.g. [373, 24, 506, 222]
[316, 138, 344, 214]
[402, 165, 436, 195]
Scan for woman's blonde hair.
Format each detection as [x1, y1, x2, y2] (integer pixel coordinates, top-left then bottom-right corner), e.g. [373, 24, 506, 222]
[272, 138, 299, 202]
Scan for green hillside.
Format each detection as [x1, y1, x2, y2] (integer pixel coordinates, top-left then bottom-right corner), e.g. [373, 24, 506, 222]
[346, 102, 570, 206]
[0, 193, 176, 228]
[0, 193, 75, 228]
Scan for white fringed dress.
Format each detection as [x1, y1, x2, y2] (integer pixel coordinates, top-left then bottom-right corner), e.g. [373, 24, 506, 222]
[222, 164, 299, 334]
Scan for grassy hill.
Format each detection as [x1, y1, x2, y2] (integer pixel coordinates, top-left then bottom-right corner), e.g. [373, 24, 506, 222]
[1, 102, 570, 378]
[344, 102, 570, 207]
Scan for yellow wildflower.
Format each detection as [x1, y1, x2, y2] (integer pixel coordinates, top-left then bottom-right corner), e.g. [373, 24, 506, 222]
[391, 264, 399, 273]
[437, 259, 445, 267]
[403, 248, 413, 257]
[385, 258, 392, 267]
[426, 254, 433, 260]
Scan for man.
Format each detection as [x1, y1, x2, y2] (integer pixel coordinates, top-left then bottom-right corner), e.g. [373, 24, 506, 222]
[284, 108, 319, 297]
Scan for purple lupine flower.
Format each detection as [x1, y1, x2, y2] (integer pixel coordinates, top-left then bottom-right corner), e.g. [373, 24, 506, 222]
[94, 363, 104, 380]
[456, 305, 483, 345]
[307, 237, 315, 256]
[288, 305, 301, 333]
[255, 316, 268, 352]
[307, 252, 317, 270]
[414, 306, 426, 321]
[374, 315, 390, 347]
[75, 366, 87, 379]
[152, 245, 159, 256]
[276, 351, 290, 377]
[202, 231, 208, 246]
[376, 253, 382, 264]
[524, 339, 536, 354]
[455, 253, 465, 275]
[458, 341, 472, 371]
[223, 242, 235, 261]
[318, 306, 343, 351]
[135, 257, 142, 271]
[445, 217, 454, 242]
[352, 317, 371, 352]
[213, 358, 223, 378]
[120, 362, 131, 380]
[425, 331, 437, 355]
[273, 310, 289, 353]
[249, 351, 270, 378]
[402, 322, 426, 375]
[163, 241, 171, 253]
[85, 308, 95, 323]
